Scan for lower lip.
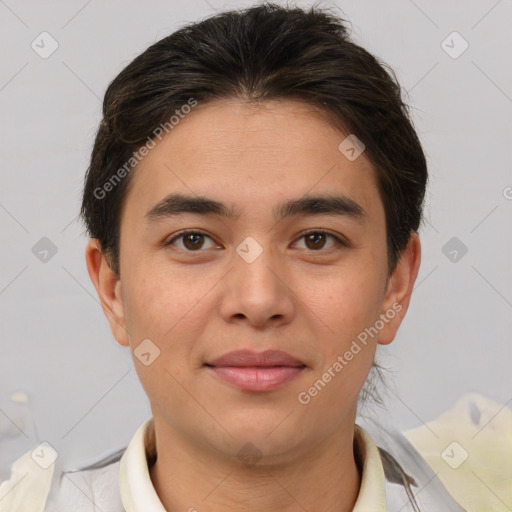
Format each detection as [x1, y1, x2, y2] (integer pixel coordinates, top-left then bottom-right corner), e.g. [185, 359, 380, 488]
[207, 366, 305, 391]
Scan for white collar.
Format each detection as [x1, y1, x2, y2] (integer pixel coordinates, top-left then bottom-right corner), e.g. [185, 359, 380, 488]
[119, 418, 387, 511]
[352, 424, 387, 511]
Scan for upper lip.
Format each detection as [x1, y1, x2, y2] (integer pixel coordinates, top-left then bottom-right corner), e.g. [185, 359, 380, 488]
[206, 349, 305, 367]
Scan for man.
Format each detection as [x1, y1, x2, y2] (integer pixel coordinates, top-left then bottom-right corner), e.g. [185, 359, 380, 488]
[0, 3, 472, 510]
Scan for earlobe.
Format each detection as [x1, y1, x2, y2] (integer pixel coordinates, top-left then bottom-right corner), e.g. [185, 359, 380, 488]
[378, 232, 421, 345]
[84, 239, 130, 347]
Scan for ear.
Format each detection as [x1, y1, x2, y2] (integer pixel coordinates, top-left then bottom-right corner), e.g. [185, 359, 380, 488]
[378, 231, 421, 345]
[85, 238, 130, 347]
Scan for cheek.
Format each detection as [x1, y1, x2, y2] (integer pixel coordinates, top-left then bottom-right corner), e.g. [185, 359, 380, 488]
[123, 255, 196, 328]
[120, 273, 207, 404]
[301, 267, 384, 343]
[121, 266, 214, 369]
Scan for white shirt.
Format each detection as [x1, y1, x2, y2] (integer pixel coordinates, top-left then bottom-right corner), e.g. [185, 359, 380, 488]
[0, 417, 465, 511]
[118, 419, 386, 511]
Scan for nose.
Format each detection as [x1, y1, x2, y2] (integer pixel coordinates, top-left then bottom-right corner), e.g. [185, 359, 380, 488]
[218, 237, 296, 329]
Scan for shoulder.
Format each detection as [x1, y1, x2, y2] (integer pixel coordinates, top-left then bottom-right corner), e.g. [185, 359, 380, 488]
[404, 392, 512, 512]
[0, 419, 156, 511]
[0, 447, 56, 512]
[0, 446, 125, 511]
[357, 418, 467, 511]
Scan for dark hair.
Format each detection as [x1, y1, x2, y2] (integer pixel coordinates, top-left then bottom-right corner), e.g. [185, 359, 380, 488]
[80, 1, 427, 279]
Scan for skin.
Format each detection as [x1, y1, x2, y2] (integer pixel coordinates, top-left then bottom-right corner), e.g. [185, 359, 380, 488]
[86, 97, 421, 512]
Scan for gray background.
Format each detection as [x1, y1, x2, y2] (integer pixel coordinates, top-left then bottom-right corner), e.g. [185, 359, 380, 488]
[1, 0, 511, 480]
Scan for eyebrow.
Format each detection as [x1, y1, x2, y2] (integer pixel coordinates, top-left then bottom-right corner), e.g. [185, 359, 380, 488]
[144, 192, 367, 224]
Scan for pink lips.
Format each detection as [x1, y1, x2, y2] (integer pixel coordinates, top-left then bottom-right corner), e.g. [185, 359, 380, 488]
[205, 349, 306, 392]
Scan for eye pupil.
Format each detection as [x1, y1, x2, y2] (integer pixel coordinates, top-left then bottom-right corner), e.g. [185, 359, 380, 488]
[306, 233, 326, 250]
[184, 233, 204, 250]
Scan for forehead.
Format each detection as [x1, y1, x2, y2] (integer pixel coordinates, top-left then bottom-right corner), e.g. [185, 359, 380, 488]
[120, 98, 382, 226]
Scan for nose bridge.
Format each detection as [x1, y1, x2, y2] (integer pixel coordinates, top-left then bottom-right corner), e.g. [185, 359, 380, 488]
[234, 234, 281, 294]
[221, 234, 294, 325]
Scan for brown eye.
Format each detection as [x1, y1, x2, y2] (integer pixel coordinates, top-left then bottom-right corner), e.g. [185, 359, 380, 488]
[305, 232, 327, 250]
[295, 230, 346, 251]
[182, 233, 205, 250]
[165, 231, 217, 251]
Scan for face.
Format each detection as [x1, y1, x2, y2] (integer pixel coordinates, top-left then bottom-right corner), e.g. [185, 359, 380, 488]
[86, 98, 420, 461]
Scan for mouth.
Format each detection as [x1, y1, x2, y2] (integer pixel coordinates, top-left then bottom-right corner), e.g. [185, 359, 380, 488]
[204, 349, 307, 392]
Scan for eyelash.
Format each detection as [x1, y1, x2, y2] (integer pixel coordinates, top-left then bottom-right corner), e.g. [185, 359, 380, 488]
[164, 229, 348, 252]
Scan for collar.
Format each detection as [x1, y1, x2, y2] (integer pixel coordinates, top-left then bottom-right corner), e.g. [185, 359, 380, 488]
[352, 424, 387, 511]
[119, 418, 387, 511]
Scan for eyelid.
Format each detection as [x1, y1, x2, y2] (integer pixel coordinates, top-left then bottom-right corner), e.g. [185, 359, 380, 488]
[164, 229, 219, 248]
[294, 228, 349, 247]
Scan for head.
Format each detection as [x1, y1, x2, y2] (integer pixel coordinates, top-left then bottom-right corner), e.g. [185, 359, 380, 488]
[82, 3, 424, 461]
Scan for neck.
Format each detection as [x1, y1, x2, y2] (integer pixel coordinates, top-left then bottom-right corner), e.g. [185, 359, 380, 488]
[148, 415, 362, 512]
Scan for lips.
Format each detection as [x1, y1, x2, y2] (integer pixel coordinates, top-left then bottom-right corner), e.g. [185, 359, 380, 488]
[207, 349, 305, 368]
[205, 350, 306, 391]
